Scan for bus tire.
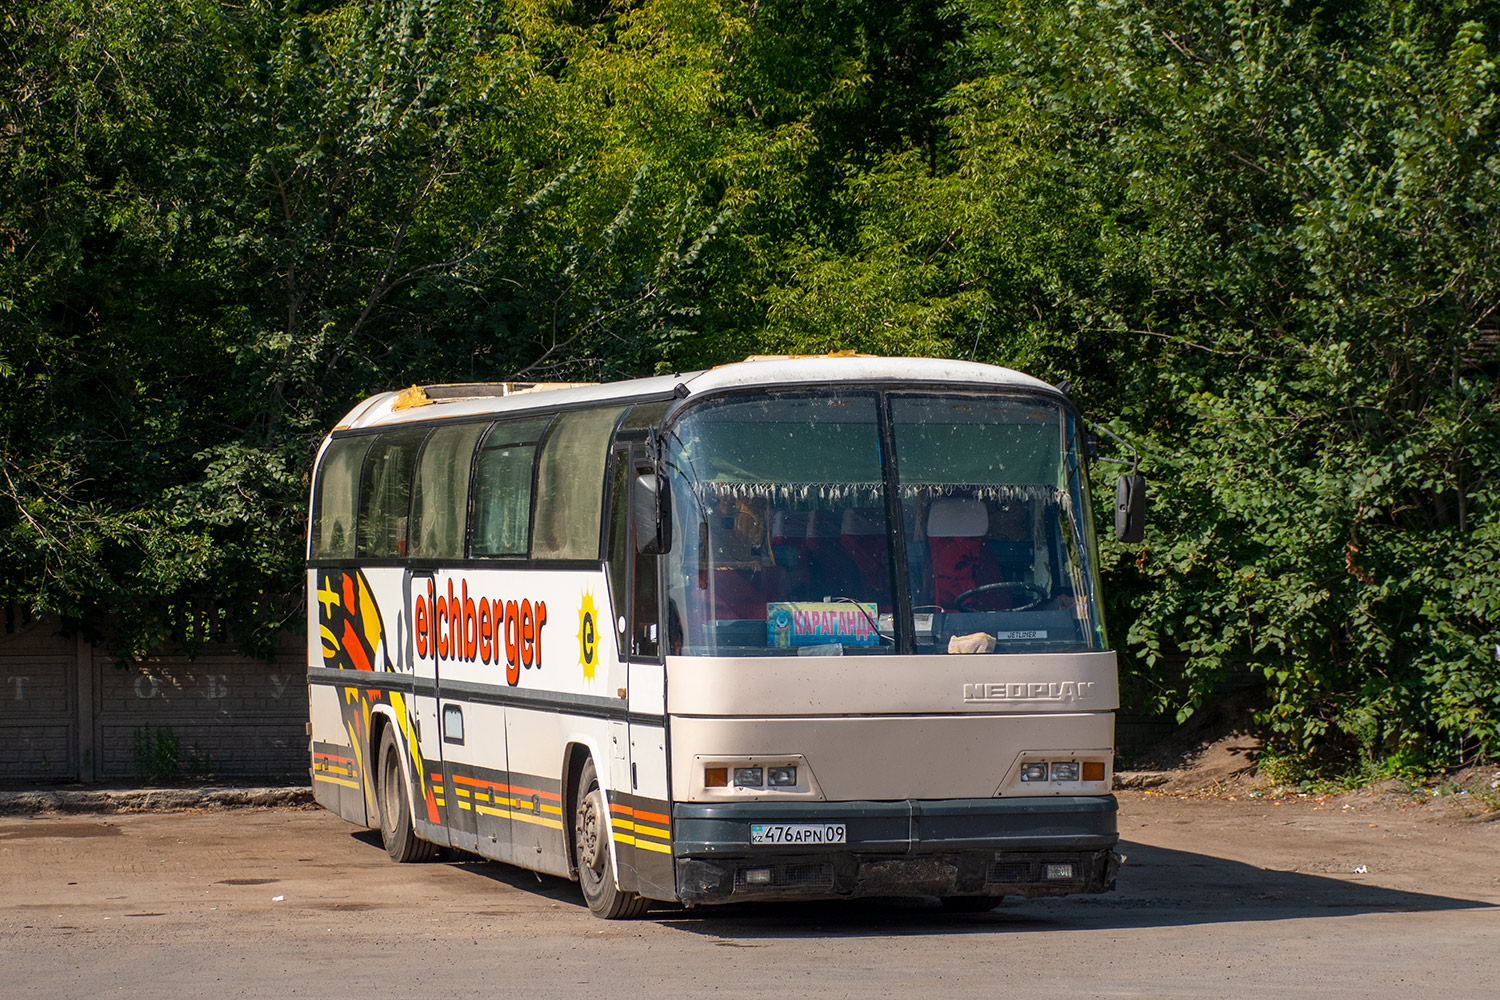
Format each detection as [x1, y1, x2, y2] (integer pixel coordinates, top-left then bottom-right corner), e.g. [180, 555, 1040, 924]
[376, 725, 437, 863]
[573, 757, 649, 919]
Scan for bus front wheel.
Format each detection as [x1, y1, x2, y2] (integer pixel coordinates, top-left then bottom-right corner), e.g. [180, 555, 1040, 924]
[376, 726, 437, 863]
[573, 757, 649, 919]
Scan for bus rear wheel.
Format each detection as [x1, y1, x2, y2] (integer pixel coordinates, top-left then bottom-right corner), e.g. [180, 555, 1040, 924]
[376, 726, 437, 863]
[573, 758, 649, 919]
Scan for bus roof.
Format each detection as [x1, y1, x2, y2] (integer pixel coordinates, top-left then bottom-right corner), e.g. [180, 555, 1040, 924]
[331, 356, 1060, 431]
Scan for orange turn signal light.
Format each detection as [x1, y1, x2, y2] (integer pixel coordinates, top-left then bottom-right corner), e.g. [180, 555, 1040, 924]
[1082, 761, 1106, 782]
[705, 767, 728, 787]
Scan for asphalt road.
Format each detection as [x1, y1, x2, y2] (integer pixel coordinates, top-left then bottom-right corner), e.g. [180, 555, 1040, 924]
[2, 791, 1497, 999]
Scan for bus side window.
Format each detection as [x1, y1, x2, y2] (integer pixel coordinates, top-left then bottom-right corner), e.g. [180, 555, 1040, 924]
[606, 449, 631, 656]
[531, 406, 628, 561]
[356, 429, 427, 559]
[409, 422, 485, 559]
[606, 445, 663, 660]
[630, 452, 661, 658]
[311, 436, 372, 559]
[471, 416, 552, 558]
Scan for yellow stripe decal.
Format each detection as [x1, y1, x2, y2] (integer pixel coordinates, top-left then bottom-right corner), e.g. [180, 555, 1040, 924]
[313, 775, 361, 790]
[474, 804, 565, 831]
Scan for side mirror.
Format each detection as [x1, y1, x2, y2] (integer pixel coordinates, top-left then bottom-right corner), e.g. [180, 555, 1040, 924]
[1115, 473, 1146, 543]
[632, 471, 670, 554]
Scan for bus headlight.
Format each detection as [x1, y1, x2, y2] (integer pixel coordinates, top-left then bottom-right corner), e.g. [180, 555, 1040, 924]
[693, 755, 821, 799]
[733, 767, 764, 787]
[1007, 753, 1111, 793]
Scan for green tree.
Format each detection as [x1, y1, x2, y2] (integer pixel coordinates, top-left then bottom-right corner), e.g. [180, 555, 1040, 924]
[758, 0, 1500, 766]
[0, 0, 745, 657]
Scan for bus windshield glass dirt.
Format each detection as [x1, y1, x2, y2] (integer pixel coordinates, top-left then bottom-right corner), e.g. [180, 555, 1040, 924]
[890, 393, 1104, 655]
[662, 390, 1104, 656]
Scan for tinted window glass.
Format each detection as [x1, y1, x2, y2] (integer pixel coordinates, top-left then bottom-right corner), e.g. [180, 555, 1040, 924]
[606, 449, 631, 657]
[310, 436, 371, 559]
[357, 429, 428, 558]
[532, 406, 628, 560]
[409, 422, 486, 559]
[619, 400, 670, 432]
[471, 416, 552, 557]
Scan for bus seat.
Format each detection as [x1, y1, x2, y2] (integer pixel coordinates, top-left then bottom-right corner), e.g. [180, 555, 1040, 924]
[986, 502, 1034, 582]
[707, 499, 775, 620]
[805, 509, 859, 600]
[710, 567, 773, 621]
[927, 498, 1003, 609]
[771, 510, 812, 595]
[840, 508, 890, 608]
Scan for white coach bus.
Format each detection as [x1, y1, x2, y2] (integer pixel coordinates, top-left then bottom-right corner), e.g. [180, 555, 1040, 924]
[306, 355, 1140, 917]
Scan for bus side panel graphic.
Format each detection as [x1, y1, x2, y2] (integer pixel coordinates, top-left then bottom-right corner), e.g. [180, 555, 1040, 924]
[314, 567, 441, 829]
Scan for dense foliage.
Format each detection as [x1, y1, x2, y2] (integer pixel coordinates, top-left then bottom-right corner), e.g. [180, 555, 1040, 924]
[3, 0, 1498, 770]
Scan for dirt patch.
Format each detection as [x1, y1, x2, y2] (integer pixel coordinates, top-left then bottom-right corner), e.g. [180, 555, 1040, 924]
[1137, 731, 1261, 795]
[1116, 690, 1263, 795]
[1115, 695, 1500, 818]
[0, 785, 316, 816]
[0, 820, 122, 840]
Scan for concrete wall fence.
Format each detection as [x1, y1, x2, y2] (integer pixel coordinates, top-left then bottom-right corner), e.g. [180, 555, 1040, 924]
[1, 611, 305, 785]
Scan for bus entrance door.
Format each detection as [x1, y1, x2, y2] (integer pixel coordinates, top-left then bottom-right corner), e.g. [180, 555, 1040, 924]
[406, 570, 452, 849]
[623, 444, 673, 898]
[419, 569, 513, 860]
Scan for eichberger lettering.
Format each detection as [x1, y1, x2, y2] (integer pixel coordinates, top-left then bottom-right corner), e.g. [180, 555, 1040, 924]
[414, 579, 547, 685]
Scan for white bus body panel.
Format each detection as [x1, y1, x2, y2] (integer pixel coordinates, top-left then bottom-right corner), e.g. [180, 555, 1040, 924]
[670, 713, 1114, 802]
[308, 564, 636, 874]
[666, 651, 1118, 718]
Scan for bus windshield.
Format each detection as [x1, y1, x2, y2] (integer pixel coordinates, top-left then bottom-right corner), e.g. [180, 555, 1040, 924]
[662, 389, 1105, 656]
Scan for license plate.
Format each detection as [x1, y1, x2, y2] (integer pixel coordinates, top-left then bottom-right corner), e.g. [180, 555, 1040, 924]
[749, 823, 847, 845]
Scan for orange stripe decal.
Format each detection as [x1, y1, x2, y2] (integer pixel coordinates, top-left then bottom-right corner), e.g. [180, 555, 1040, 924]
[610, 803, 669, 825]
[449, 774, 562, 802]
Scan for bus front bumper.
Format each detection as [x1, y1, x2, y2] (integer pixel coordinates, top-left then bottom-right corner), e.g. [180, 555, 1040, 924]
[672, 795, 1121, 905]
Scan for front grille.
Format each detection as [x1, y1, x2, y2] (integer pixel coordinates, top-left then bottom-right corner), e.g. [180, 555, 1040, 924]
[986, 856, 1085, 888]
[733, 862, 836, 892]
[987, 861, 1034, 884]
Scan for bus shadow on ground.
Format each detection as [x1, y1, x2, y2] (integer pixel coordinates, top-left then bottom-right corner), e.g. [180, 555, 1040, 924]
[350, 828, 588, 906]
[649, 841, 1497, 937]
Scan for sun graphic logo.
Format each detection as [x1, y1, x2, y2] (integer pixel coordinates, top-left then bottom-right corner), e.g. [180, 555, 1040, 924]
[577, 590, 600, 681]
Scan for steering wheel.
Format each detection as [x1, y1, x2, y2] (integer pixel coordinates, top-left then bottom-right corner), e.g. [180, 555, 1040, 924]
[952, 581, 1048, 612]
